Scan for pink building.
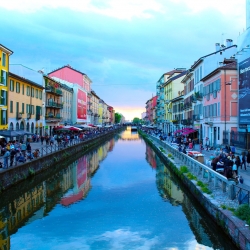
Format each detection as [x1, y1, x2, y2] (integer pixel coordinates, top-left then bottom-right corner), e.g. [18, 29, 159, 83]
[49, 65, 92, 124]
[201, 59, 238, 146]
[145, 96, 158, 124]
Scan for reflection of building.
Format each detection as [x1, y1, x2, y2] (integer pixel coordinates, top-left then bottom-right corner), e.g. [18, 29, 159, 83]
[156, 163, 183, 205]
[0, 207, 10, 250]
[145, 145, 157, 168]
[8, 184, 44, 234]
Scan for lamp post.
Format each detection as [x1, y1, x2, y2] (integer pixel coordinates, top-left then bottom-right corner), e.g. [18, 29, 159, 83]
[224, 69, 232, 145]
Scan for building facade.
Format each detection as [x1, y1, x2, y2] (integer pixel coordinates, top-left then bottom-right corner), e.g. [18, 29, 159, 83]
[8, 72, 44, 134]
[0, 44, 13, 130]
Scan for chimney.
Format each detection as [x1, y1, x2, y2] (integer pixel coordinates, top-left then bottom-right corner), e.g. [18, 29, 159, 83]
[226, 39, 233, 47]
[215, 43, 220, 52]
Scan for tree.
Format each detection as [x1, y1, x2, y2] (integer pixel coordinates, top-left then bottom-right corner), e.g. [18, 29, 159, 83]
[132, 117, 141, 124]
[115, 113, 122, 123]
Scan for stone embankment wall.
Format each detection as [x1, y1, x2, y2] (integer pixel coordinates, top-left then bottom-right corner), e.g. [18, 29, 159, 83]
[0, 128, 124, 192]
[139, 131, 250, 250]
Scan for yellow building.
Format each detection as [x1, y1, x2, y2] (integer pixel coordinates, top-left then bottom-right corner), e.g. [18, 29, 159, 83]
[8, 72, 44, 134]
[0, 44, 13, 130]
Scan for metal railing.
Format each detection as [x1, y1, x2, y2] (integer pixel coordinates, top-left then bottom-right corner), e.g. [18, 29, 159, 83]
[143, 132, 250, 204]
[0, 128, 120, 170]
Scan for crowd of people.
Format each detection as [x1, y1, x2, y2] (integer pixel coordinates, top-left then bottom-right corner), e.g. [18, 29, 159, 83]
[0, 125, 121, 169]
[141, 127, 250, 182]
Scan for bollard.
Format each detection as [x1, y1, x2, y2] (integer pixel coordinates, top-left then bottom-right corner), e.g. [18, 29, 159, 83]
[228, 181, 236, 200]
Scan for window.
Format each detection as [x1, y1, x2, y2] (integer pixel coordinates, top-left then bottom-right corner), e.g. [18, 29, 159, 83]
[22, 103, 24, 113]
[39, 90, 42, 100]
[26, 104, 30, 113]
[10, 100, 13, 113]
[35, 89, 38, 98]
[9, 79, 14, 91]
[218, 127, 220, 140]
[0, 110, 7, 125]
[22, 84, 24, 95]
[16, 102, 19, 113]
[1, 90, 7, 105]
[218, 102, 220, 116]
[27, 86, 30, 96]
[16, 82, 20, 93]
[31, 105, 34, 115]
[31, 87, 34, 97]
[0, 70, 7, 86]
[2, 52, 6, 67]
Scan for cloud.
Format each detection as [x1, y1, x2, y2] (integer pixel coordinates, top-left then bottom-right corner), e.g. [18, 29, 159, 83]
[0, 0, 164, 20]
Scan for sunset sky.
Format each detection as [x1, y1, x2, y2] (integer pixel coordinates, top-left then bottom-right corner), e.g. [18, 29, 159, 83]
[0, 0, 246, 121]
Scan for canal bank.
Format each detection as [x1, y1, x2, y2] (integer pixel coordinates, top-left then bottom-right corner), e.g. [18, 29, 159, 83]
[139, 130, 250, 250]
[0, 127, 124, 192]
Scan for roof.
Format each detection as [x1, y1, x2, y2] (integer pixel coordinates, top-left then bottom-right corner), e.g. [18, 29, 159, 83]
[191, 44, 237, 69]
[0, 44, 13, 55]
[157, 69, 186, 83]
[48, 65, 86, 76]
[43, 74, 62, 87]
[200, 61, 237, 82]
[9, 72, 44, 89]
[162, 70, 187, 87]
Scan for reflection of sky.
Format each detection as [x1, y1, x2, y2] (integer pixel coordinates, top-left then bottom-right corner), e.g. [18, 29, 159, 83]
[11, 132, 212, 250]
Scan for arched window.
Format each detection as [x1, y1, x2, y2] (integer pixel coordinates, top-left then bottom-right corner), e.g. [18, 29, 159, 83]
[26, 122, 30, 132]
[9, 122, 13, 131]
[20, 121, 24, 130]
[16, 122, 19, 130]
[31, 122, 34, 133]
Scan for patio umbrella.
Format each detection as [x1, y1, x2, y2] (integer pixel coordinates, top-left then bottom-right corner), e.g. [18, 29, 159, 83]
[0, 130, 22, 138]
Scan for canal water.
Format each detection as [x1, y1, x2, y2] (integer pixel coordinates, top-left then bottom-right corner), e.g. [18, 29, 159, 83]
[0, 128, 237, 250]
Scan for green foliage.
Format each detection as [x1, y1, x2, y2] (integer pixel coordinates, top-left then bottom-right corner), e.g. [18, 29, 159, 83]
[187, 172, 197, 180]
[29, 167, 35, 176]
[132, 117, 141, 124]
[159, 147, 166, 153]
[234, 204, 250, 224]
[115, 113, 122, 123]
[197, 180, 212, 194]
[167, 153, 172, 158]
[180, 165, 189, 174]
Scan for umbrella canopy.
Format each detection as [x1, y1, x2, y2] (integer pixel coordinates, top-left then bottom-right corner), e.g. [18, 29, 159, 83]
[0, 130, 22, 137]
[55, 126, 82, 131]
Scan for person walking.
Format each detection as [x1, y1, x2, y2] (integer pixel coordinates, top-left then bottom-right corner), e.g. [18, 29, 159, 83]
[241, 151, 247, 170]
[235, 155, 241, 176]
[247, 149, 250, 168]
[3, 149, 10, 169]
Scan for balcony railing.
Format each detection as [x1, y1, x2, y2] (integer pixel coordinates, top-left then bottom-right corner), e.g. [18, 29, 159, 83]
[0, 98, 6, 106]
[194, 91, 203, 101]
[45, 86, 63, 96]
[45, 114, 62, 122]
[46, 101, 63, 108]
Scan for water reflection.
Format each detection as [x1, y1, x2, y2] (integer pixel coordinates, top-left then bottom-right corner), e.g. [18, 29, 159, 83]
[155, 153, 237, 249]
[0, 129, 237, 250]
[119, 126, 140, 141]
[0, 138, 115, 250]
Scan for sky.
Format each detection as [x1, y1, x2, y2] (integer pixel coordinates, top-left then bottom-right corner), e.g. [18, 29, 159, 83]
[0, 0, 246, 121]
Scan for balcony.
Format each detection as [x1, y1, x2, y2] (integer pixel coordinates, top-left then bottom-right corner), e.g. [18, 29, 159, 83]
[193, 114, 200, 121]
[194, 91, 203, 101]
[16, 112, 22, 120]
[172, 120, 179, 125]
[46, 101, 63, 109]
[45, 86, 63, 96]
[191, 95, 197, 103]
[45, 113, 62, 122]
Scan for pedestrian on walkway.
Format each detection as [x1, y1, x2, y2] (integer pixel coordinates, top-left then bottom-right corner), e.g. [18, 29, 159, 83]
[3, 149, 10, 169]
[235, 155, 241, 175]
[199, 142, 203, 153]
[241, 151, 247, 170]
[247, 149, 250, 168]
[41, 136, 44, 145]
